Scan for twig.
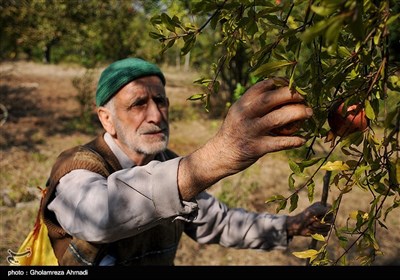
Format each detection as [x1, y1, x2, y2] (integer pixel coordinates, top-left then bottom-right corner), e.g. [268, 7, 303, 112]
[305, 170, 332, 266]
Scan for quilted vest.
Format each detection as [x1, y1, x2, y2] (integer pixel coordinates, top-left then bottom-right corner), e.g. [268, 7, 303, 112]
[41, 133, 184, 265]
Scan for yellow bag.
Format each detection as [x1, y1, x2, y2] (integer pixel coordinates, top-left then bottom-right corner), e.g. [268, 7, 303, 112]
[10, 188, 58, 266]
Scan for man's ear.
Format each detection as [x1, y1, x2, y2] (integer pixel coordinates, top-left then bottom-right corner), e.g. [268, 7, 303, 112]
[97, 107, 116, 136]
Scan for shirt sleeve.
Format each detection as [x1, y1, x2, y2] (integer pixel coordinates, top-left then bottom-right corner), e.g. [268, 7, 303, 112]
[184, 191, 290, 250]
[47, 157, 198, 243]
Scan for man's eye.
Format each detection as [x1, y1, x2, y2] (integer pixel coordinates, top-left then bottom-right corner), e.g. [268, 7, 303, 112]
[155, 97, 167, 106]
[131, 100, 147, 107]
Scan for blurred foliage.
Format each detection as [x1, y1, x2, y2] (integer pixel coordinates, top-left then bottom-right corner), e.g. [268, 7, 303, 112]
[0, 0, 165, 66]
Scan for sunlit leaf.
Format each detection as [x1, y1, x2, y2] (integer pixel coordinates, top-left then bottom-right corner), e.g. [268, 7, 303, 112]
[295, 86, 308, 96]
[292, 249, 319, 259]
[364, 100, 376, 120]
[311, 233, 325, 242]
[387, 14, 400, 25]
[265, 194, 285, 204]
[321, 161, 350, 171]
[310, 5, 337, 17]
[187, 93, 205, 101]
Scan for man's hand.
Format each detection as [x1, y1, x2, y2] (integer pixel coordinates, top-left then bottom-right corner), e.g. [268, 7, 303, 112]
[214, 77, 313, 173]
[178, 78, 313, 200]
[286, 202, 333, 237]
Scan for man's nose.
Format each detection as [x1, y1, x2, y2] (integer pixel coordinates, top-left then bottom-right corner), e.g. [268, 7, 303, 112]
[146, 101, 163, 124]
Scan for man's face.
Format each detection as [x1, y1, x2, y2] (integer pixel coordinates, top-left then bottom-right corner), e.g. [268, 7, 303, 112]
[109, 76, 169, 156]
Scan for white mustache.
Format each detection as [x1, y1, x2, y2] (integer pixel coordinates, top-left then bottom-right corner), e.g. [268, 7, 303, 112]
[138, 124, 168, 135]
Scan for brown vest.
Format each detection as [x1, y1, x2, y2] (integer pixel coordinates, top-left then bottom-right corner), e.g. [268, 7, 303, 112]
[41, 133, 183, 265]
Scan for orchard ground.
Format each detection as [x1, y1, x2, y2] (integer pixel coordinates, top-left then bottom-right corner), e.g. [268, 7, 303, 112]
[0, 61, 399, 266]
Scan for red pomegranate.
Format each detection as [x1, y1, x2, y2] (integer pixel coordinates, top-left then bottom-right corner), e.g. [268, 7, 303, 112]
[327, 101, 368, 137]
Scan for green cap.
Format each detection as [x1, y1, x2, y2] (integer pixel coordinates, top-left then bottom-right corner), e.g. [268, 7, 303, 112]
[96, 58, 166, 106]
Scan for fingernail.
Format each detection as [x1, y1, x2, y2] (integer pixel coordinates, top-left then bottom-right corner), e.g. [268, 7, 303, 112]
[306, 107, 313, 116]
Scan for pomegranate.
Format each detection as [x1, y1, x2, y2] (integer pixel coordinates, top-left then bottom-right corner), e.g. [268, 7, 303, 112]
[327, 101, 368, 137]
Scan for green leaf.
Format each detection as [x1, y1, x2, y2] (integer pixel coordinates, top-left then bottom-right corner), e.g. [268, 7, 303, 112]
[161, 13, 177, 32]
[298, 157, 324, 170]
[325, 16, 343, 46]
[150, 15, 162, 25]
[288, 173, 295, 191]
[307, 180, 315, 203]
[289, 193, 298, 213]
[387, 14, 400, 25]
[187, 93, 205, 101]
[338, 46, 352, 57]
[288, 158, 302, 175]
[263, 14, 284, 27]
[311, 5, 337, 17]
[247, 20, 258, 37]
[149, 32, 165, 40]
[374, 29, 381, 45]
[181, 34, 196, 56]
[276, 199, 287, 212]
[161, 39, 175, 54]
[252, 60, 296, 77]
[295, 86, 308, 96]
[388, 160, 399, 191]
[341, 131, 364, 147]
[265, 194, 285, 204]
[300, 18, 336, 43]
[374, 182, 393, 196]
[364, 100, 376, 120]
[348, 1, 364, 40]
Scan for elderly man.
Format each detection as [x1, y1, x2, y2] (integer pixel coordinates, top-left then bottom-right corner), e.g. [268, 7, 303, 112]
[41, 57, 331, 265]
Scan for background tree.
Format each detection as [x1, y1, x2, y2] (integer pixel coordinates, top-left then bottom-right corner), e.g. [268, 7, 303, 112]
[0, 0, 164, 65]
[150, 0, 400, 265]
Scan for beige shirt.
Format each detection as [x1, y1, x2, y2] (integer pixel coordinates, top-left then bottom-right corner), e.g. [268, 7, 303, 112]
[48, 133, 289, 251]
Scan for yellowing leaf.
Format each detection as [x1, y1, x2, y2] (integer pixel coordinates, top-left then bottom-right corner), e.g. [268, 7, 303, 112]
[311, 233, 325, 242]
[321, 161, 350, 171]
[349, 210, 359, 220]
[348, 210, 368, 221]
[292, 249, 318, 259]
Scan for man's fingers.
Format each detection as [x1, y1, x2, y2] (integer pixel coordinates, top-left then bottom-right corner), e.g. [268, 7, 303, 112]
[241, 83, 305, 118]
[260, 103, 313, 131]
[308, 216, 332, 235]
[257, 135, 307, 154]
